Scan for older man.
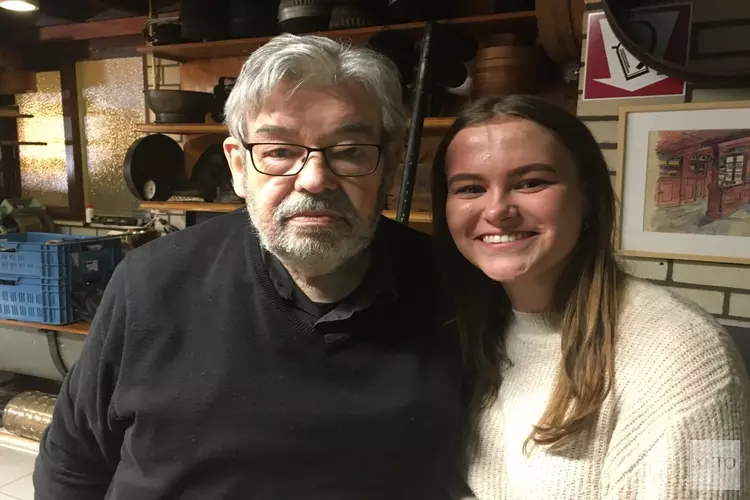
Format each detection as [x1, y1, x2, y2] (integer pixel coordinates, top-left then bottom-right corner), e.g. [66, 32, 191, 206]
[33, 34, 464, 499]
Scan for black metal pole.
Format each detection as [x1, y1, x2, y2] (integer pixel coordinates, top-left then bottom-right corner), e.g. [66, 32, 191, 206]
[397, 21, 435, 225]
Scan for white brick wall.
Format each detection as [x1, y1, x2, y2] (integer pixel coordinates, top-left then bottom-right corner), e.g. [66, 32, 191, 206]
[620, 258, 669, 281]
[721, 318, 750, 329]
[579, 7, 750, 330]
[601, 148, 618, 173]
[668, 287, 725, 315]
[672, 263, 750, 289]
[729, 294, 750, 319]
[583, 120, 619, 145]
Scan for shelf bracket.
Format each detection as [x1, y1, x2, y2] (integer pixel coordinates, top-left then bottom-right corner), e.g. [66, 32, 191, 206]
[397, 21, 436, 225]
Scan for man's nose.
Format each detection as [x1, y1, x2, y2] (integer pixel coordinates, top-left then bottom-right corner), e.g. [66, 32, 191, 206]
[293, 153, 337, 194]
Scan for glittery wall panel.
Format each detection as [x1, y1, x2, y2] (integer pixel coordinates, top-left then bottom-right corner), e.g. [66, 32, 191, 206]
[78, 57, 143, 216]
[16, 72, 68, 207]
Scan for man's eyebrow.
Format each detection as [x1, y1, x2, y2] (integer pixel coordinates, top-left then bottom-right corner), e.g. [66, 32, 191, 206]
[330, 122, 377, 137]
[253, 125, 291, 138]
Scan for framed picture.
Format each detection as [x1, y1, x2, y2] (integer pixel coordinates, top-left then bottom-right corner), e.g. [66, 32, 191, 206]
[616, 101, 750, 264]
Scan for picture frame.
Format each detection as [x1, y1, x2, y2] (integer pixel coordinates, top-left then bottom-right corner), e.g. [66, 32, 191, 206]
[616, 100, 750, 264]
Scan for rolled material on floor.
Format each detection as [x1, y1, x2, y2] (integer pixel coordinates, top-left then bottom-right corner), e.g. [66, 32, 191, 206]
[2, 391, 56, 441]
[0, 325, 84, 381]
[0, 427, 39, 454]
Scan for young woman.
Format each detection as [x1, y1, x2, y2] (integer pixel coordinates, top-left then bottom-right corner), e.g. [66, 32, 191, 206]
[432, 95, 749, 499]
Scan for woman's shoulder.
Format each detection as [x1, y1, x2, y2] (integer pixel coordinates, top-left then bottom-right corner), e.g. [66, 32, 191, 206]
[618, 276, 723, 334]
[614, 276, 747, 408]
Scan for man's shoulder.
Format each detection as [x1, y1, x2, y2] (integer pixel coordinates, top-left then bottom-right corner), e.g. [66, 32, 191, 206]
[376, 216, 436, 300]
[377, 215, 432, 255]
[124, 210, 249, 282]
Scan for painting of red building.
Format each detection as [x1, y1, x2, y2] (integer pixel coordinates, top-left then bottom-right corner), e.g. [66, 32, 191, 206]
[646, 129, 750, 236]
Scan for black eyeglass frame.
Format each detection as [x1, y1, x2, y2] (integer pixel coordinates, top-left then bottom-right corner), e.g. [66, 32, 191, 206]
[241, 141, 384, 178]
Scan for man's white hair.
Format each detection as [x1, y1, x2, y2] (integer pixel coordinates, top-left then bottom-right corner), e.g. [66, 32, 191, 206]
[224, 33, 407, 148]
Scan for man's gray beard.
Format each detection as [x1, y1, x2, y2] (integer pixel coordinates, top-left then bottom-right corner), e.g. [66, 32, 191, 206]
[246, 182, 387, 278]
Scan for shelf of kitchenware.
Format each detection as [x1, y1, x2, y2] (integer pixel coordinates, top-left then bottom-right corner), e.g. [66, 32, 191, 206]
[0, 319, 89, 335]
[136, 11, 537, 62]
[135, 116, 456, 135]
[139, 201, 433, 224]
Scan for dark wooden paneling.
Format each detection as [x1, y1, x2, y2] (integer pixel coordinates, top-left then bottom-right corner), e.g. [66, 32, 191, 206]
[25, 35, 144, 71]
[0, 11, 39, 45]
[60, 61, 85, 218]
[0, 95, 21, 200]
[39, 14, 175, 41]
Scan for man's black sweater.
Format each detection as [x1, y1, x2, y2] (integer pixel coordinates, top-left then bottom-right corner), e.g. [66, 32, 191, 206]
[33, 211, 465, 499]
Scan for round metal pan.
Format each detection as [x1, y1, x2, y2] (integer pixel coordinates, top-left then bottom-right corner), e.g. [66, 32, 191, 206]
[123, 134, 184, 202]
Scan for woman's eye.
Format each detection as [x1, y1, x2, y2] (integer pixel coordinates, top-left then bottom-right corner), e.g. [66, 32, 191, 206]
[516, 179, 551, 190]
[455, 185, 485, 195]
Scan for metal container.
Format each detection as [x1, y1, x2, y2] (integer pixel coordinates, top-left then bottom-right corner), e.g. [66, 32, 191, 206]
[0, 325, 84, 381]
[144, 90, 215, 124]
[278, 0, 331, 33]
[2, 391, 56, 441]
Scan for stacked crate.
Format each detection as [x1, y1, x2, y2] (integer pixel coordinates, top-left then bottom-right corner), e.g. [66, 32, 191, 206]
[0, 233, 121, 325]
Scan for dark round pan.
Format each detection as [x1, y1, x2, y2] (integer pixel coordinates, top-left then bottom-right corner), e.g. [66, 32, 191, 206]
[123, 134, 184, 201]
[190, 144, 231, 202]
[145, 90, 215, 124]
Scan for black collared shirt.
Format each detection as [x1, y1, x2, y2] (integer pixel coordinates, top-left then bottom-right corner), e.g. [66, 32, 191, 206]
[262, 225, 398, 333]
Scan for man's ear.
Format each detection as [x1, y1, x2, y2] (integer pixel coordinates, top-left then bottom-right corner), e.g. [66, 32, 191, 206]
[223, 137, 247, 199]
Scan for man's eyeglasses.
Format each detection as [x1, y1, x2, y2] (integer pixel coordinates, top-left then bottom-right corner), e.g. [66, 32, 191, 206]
[241, 142, 383, 177]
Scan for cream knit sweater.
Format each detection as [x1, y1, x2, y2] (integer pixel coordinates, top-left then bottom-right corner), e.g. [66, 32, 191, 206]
[457, 278, 750, 500]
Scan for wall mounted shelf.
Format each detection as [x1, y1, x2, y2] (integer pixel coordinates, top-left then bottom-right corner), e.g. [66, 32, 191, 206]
[136, 11, 536, 62]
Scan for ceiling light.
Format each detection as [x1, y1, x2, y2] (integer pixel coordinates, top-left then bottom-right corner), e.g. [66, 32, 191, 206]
[0, 0, 38, 12]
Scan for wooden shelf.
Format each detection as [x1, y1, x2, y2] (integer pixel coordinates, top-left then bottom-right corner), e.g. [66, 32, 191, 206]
[136, 117, 456, 135]
[140, 201, 243, 213]
[136, 122, 228, 134]
[140, 202, 433, 224]
[0, 319, 89, 336]
[0, 112, 32, 119]
[382, 210, 433, 224]
[136, 11, 536, 62]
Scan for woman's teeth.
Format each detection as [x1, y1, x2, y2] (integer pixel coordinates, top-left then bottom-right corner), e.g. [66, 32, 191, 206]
[482, 232, 533, 244]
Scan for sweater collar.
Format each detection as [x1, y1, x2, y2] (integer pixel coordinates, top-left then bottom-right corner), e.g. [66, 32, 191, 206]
[511, 310, 560, 335]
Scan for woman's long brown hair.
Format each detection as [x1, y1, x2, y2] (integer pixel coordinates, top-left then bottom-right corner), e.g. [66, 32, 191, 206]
[431, 95, 627, 453]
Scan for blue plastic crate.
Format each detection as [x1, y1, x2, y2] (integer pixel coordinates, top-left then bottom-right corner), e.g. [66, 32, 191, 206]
[0, 232, 121, 282]
[0, 275, 80, 325]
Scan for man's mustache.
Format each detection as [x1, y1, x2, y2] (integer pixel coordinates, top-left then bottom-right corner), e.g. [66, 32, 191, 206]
[274, 191, 357, 225]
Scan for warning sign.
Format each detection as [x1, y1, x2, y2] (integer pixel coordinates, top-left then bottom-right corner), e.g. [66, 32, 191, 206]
[582, 5, 691, 101]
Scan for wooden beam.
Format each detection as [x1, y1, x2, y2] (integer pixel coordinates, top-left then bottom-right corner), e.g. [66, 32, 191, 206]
[60, 61, 85, 218]
[39, 14, 177, 41]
